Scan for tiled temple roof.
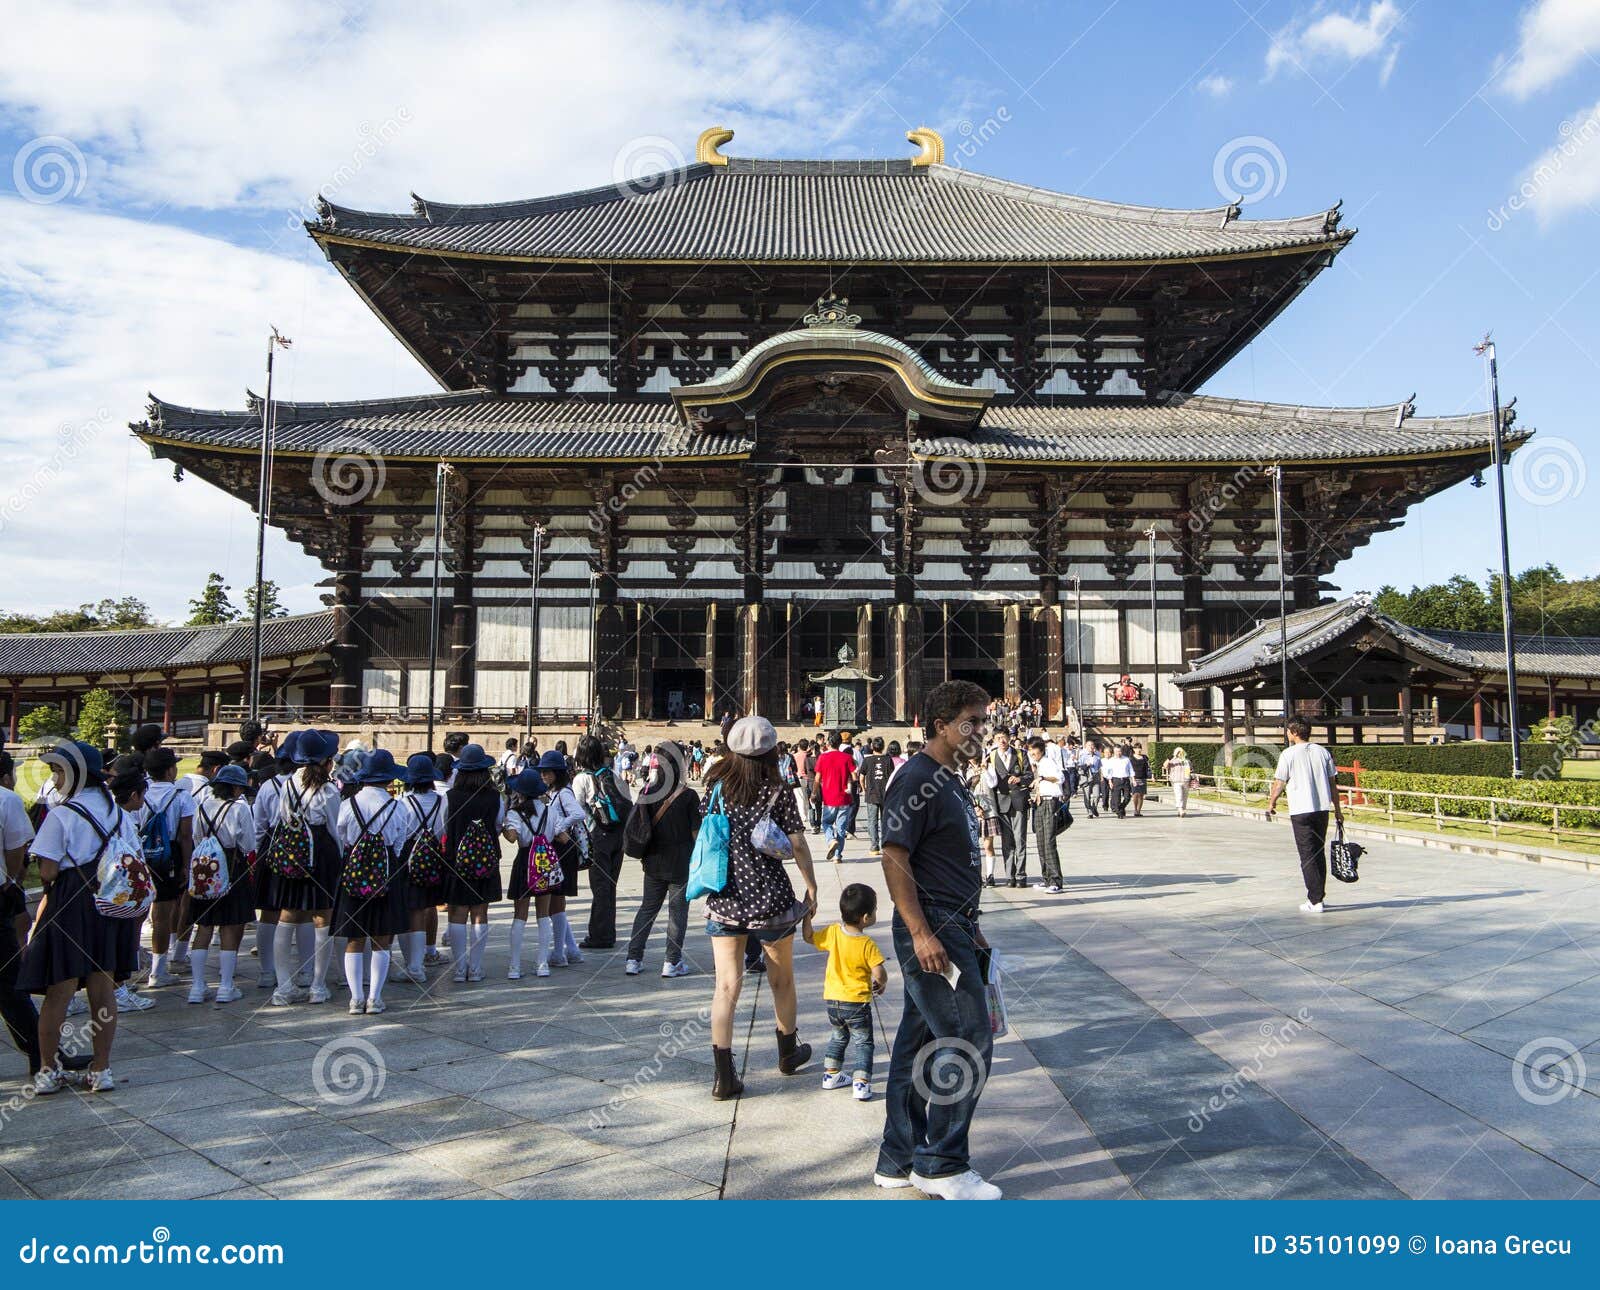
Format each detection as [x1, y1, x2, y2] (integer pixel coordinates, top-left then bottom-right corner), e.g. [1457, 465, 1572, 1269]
[0, 612, 335, 680]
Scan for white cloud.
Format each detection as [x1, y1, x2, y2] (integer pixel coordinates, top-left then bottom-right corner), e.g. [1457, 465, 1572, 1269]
[0, 199, 415, 619]
[1497, 0, 1600, 99]
[1266, 1, 1402, 81]
[1197, 74, 1235, 98]
[1516, 99, 1600, 225]
[0, 0, 852, 214]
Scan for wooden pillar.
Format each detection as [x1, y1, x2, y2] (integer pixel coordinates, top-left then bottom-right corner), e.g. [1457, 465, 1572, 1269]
[734, 472, 771, 718]
[1548, 678, 1558, 721]
[7, 681, 19, 741]
[445, 488, 475, 719]
[703, 603, 718, 720]
[1221, 688, 1235, 745]
[1179, 524, 1209, 711]
[1003, 603, 1022, 703]
[329, 516, 366, 714]
[633, 606, 653, 721]
[891, 603, 924, 725]
[162, 674, 177, 733]
[1400, 683, 1414, 745]
[1473, 691, 1484, 741]
[1242, 695, 1256, 741]
[1038, 604, 1065, 723]
[856, 604, 874, 724]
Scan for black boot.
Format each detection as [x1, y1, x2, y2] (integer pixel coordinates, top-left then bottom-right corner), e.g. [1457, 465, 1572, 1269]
[776, 1027, 812, 1075]
[712, 1046, 744, 1100]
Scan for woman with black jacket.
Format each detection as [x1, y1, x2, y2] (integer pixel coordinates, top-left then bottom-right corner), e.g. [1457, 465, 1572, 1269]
[622, 742, 699, 978]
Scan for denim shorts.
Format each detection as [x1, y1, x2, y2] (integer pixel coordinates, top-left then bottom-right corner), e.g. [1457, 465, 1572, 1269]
[704, 918, 796, 944]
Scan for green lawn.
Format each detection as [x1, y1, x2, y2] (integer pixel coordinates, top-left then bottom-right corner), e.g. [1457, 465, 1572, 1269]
[1562, 758, 1600, 781]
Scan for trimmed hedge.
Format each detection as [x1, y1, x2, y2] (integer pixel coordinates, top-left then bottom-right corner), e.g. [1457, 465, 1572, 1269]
[1357, 770, 1600, 831]
[1148, 740, 1560, 781]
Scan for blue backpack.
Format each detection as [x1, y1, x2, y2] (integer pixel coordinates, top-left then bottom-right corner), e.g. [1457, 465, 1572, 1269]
[686, 783, 729, 900]
[140, 791, 179, 876]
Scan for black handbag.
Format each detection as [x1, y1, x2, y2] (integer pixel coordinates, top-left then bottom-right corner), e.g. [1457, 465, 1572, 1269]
[1053, 798, 1074, 835]
[1330, 826, 1362, 883]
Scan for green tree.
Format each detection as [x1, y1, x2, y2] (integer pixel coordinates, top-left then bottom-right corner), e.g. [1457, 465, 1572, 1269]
[1377, 566, 1600, 639]
[16, 704, 67, 741]
[243, 580, 287, 619]
[73, 688, 123, 749]
[0, 597, 158, 634]
[187, 573, 240, 626]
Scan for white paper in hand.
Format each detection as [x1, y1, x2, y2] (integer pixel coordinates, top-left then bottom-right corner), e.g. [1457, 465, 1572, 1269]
[941, 960, 961, 989]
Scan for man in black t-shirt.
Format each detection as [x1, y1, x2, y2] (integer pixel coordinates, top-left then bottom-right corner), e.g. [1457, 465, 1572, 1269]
[857, 737, 893, 857]
[875, 680, 1001, 1201]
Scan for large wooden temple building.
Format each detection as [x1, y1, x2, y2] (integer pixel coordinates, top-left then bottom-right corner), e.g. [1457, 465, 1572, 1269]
[126, 126, 1530, 726]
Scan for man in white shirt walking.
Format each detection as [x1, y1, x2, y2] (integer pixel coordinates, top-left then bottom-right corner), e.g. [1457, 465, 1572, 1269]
[1265, 717, 1344, 913]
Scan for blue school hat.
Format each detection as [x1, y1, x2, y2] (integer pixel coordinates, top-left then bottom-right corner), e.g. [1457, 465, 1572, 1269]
[506, 769, 547, 799]
[276, 730, 301, 766]
[535, 749, 569, 773]
[452, 743, 495, 773]
[293, 729, 339, 765]
[211, 764, 250, 789]
[357, 748, 400, 784]
[402, 753, 438, 786]
[44, 739, 104, 782]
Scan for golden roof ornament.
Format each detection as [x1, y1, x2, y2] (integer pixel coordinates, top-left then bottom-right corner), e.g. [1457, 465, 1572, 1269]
[696, 126, 733, 167]
[907, 126, 944, 167]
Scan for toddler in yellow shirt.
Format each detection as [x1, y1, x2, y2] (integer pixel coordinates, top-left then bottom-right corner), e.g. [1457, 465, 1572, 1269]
[803, 883, 888, 1101]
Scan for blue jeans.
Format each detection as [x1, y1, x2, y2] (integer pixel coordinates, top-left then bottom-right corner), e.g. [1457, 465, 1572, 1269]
[862, 802, 882, 852]
[877, 906, 993, 1181]
[825, 1000, 875, 1079]
[821, 804, 849, 852]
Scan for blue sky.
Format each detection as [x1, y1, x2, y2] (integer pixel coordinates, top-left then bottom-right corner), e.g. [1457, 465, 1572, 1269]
[0, 0, 1595, 619]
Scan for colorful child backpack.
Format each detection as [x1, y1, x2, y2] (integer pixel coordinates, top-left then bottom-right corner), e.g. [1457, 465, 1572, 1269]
[265, 783, 314, 879]
[189, 800, 239, 900]
[341, 799, 397, 899]
[454, 816, 500, 881]
[139, 791, 177, 877]
[69, 802, 155, 920]
[403, 796, 445, 888]
[525, 803, 564, 895]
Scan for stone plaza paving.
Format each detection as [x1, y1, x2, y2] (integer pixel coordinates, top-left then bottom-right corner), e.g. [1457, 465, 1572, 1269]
[5, 799, 1600, 1200]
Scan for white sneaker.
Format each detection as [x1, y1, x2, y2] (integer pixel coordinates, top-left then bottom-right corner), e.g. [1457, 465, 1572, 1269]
[65, 994, 88, 1017]
[31, 1067, 67, 1096]
[452, 967, 468, 984]
[548, 951, 568, 968]
[853, 1080, 872, 1102]
[117, 986, 155, 1012]
[661, 961, 691, 978]
[367, 998, 387, 1015]
[146, 970, 180, 988]
[624, 960, 642, 976]
[83, 1068, 116, 1093]
[468, 969, 485, 983]
[507, 966, 523, 981]
[214, 986, 242, 1004]
[1299, 901, 1325, 915]
[910, 1168, 1002, 1200]
[186, 984, 208, 1005]
[535, 963, 551, 978]
[269, 988, 295, 1007]
[821, 1070, 851, 1090]
[257, 971, 277, 990]
[565, 943, 584, 964]
[872, 1172, 912, 1190]
[307, 986, 331, 1005]
[348, 998, 365, 1016]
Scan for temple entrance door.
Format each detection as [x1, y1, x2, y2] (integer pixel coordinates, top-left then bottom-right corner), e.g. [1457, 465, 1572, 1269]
[652, 668, 704, 720]
[952, 667, 1004, 699]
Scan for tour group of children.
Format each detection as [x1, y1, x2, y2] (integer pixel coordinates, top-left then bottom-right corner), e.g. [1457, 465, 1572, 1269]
[14, 717, 892, 1103]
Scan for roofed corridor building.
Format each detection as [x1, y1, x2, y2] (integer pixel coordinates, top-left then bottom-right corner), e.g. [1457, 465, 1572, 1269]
[102, 127, 1530, 731]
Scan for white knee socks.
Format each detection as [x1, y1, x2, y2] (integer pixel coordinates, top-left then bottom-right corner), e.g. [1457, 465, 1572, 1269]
[447, 922, 468, 975]
[274, 922, 297, 989]
[171, 932, 190, 966]
[188, 947, 209, 997]
[312, 927, 333, 991]
[468, 923, 488, 976]
[403, 930, 425, 976]
[508, 919, 527, 973]
[562, 915, 581, 958]
[536, 916, 553, 969]
[296, 922, 315, 983]
[369, 949, 390, 1004]
[218, 949, 237, 994]
[549, 912, 569, 965]
[343, 950, 364, 1001]
[257, 924, 276, 981]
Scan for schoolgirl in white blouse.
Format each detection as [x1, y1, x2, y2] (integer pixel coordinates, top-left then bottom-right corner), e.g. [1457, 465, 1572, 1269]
[262, 730, 344, 1006]
[186, 764, 258, 1005]
[334, 751, 414, 1015]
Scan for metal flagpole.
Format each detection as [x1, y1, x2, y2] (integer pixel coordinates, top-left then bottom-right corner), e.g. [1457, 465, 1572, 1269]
[426, 462, 451, 751]
[1269, 465, 1291, 724]
[1477, 334, 1523, 777]
[526, 525, 544, 741]
[1145, 526, 1161, 743]
[250, 327, 291, 721]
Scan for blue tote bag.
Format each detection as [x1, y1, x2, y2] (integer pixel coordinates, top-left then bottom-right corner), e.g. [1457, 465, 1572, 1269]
[686, 782, 730, 900]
